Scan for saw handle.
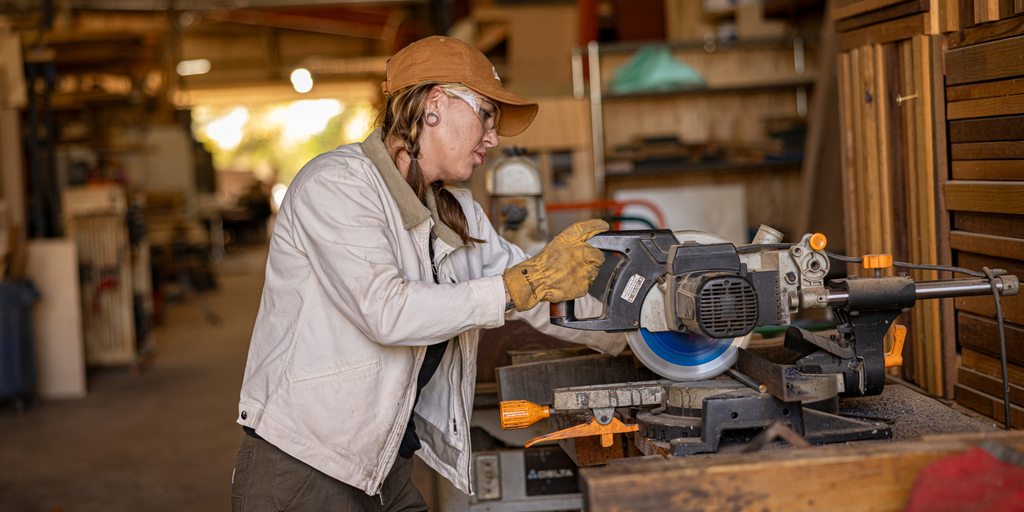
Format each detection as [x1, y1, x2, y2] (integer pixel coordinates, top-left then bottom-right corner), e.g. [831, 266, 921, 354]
[550, 230, 678, 332]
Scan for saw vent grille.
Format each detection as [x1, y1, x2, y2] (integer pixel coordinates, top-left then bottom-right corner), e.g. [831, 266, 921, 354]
[698, 277, 758, 337]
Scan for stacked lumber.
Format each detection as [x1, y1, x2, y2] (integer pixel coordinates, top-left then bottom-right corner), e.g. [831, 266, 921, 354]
[945, 24, 1024, 428]
[834, 0, 952, 394]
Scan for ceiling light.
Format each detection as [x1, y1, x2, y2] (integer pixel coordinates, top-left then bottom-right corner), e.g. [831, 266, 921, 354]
[291, 69, 313, 93]
[176, 59, 211, 76]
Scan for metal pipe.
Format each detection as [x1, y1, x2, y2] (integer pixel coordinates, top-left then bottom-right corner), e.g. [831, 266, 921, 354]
[826, 276, 1018, 306]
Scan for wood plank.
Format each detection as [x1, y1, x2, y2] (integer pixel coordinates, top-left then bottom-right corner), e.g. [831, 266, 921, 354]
[579, 432, 1024, 512]
[946, 33, 1024, 85]
[957, 311, 1024, 366]
[955, 383, 1024, 428]
[928, 32, 956, 398]
[836, 0, 930, 32]
[853, 47, 871, 262]
[840, 51, 861, 274]
[916, 35, 942, 394]
[834, 0, 917, 20]
[955, 252, 1024, 325]
[947, 77, 1024, 101]
[1001, 0, 1018, 19]
[962, 347, 1024, 386]
[949, 12, 1024, 48]
[975, 0, 1001, 24]
[952, 141, 1024, 159]
[863, 47, 885, 255]
[948, 115, 1024, 142]
[950, 230, 1024, 260]
[900, 39, 924, 375]
[1018, 0, 1024, 14]
[944, 180, 1024, 213]
[954, 211, 1024, 237]
[943, 0, 963, 31]
[947, 94, 1024, 120]
[958, 366, 1024, 406]
[952, 160, 1024, 179]
[876, 44, 895, 259]
[837, 13, 930, 51]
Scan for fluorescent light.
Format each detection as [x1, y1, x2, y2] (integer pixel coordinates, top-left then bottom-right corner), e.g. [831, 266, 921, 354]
[291, 68, 313, 93]
[176, 59, 211, 76]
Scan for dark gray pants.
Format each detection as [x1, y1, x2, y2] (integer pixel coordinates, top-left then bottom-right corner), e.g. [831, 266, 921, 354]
[231, 434, 429, 512]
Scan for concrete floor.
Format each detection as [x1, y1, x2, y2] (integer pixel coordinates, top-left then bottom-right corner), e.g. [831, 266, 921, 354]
[0, 244, 276, 511]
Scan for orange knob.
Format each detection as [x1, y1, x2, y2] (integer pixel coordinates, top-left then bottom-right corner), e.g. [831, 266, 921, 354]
[862, 254, 893, 269]
[809, 233, 827, 251]
[500, 400, 550, 430]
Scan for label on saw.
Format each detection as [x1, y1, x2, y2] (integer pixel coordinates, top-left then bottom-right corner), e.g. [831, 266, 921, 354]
[621, 274, 646, 303]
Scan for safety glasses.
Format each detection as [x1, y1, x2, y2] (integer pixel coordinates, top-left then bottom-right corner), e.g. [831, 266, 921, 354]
[442, 87, 500, 134]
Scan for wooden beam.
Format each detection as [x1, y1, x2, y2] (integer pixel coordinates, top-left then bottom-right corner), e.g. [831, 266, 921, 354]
[495, 354, 652, 405]
[952, 141, 1024, 159]
[946, 33, 1024, 85]
[948, 12, 1024, 47]
[836, 0, 930, 32]
[945, 181, 1024, 213]
[958, 366, 1024, 406]
[834, 0, 918, 21]
[957, 311, 1024, 366]
[955, 383, 1024, 428]
[963, 347, 1024, 387]
[975, 0, 1001, 24]
[954, 211, 1024, 237]
[949, 230, 1024, 260]
[953, 160, 1024, 179]
[948, 115, 1024, 142]
[947, 77, 1024, 101]
[579, 432, 1024, 512]
[838, 13, 930, 51]
[947, 94, 1024, 120]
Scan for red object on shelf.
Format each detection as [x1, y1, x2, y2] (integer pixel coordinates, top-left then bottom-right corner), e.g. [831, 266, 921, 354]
[546, 199, 666, 230]
[904, 446, 1024, 512]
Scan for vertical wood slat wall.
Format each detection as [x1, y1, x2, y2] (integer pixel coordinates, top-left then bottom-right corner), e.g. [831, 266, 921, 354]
[834, 0, 953, 396]
[945, 19, 1024, 428]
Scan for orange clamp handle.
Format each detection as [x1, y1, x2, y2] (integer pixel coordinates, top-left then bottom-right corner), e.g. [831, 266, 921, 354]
[524, 416, 639, 448]
[500, 400, 550, 430]
[862, 254, 893, 270]
[885, 325, 907, 368]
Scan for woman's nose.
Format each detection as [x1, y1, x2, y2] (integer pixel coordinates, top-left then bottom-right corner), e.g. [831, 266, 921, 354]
[484, 130, 499, 148]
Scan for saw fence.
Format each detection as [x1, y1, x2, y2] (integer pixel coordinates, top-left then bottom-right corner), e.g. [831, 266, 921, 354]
[831, 0, 1024, 418]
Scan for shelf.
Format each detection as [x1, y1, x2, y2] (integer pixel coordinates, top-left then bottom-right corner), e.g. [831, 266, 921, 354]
[602, 77, 815, 101]
[595, 36, 819, 55]
[605, 159, 802, 178]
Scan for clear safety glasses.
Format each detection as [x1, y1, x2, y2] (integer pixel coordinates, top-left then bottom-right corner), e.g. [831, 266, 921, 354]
[442, 87, 500, 134]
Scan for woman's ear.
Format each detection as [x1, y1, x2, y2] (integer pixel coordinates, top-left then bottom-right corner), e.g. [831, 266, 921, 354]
[424, 86, 449, 118]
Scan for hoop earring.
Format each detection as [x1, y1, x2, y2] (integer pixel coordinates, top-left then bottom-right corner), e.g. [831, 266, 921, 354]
[425, 111, 440, 126]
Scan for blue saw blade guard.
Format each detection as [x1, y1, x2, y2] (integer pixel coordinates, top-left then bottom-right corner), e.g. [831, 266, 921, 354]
[640, 329, 732, 367]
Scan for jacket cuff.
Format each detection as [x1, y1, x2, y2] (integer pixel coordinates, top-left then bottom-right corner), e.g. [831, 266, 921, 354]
[469, 275, 506, 329]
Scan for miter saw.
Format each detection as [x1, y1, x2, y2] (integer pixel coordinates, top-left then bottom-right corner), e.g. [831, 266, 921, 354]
[499, 226, 1020, 457]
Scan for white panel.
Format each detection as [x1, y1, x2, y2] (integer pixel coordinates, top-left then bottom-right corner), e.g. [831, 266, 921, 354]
[613, 184, 748, 245]
[26, 239, 87, 399]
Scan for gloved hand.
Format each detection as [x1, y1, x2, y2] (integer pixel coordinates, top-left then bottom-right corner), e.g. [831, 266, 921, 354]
[503, 219, 609, 311]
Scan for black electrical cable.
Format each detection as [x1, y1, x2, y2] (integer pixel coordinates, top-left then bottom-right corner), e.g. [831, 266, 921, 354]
[983, 267, 1012, 431]
[823, 251, 988, 278]
[736, 243, 794, 253]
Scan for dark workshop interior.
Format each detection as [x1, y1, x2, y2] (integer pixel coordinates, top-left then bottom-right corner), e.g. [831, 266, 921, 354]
[0, 0, 1023, 510]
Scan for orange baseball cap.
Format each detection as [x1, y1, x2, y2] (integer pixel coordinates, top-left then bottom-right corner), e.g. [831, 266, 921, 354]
[382, 36, 538, 137]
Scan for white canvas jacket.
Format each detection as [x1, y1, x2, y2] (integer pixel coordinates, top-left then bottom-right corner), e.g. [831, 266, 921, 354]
[237, 128, 626, 497]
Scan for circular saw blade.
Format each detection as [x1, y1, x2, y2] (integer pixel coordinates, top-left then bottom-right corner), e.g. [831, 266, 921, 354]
[627, 329, 751, 381]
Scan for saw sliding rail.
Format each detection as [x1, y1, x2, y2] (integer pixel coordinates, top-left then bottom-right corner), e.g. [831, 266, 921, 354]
[826, 277, 1017, 305]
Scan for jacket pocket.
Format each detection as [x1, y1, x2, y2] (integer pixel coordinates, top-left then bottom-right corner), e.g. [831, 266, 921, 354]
[289, 358, 382, 387]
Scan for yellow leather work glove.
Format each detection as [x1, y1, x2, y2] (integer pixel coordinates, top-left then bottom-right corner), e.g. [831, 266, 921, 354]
[503, 219, 609, 311]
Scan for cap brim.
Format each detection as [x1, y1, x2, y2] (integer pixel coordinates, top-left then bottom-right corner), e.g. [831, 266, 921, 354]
[464, 83, 538, 137]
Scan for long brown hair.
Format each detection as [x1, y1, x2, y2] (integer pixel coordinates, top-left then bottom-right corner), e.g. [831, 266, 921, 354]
[378, 82, 484, 245]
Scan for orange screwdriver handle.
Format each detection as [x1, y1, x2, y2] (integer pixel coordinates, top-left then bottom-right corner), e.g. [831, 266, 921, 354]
[885, 325, 907, 368]
[500, 400, 550, 430]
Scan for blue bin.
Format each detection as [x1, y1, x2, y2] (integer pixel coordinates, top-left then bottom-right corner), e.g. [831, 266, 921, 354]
[0, 281, 40, 404]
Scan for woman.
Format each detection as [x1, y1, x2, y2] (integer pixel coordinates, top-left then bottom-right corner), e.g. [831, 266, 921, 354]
[232, 36, 626, 511]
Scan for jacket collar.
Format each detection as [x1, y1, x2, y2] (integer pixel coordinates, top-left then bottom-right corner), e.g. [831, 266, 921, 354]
[360, 128, 464, 249]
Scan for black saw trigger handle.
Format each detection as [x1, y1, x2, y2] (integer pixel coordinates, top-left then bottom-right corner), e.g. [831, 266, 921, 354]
[550, 230, 679, 332]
